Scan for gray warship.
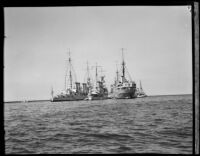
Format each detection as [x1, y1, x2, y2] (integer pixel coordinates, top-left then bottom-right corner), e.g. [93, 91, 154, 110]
[86, 63, 108, 100]
[51, 51, 88, 102]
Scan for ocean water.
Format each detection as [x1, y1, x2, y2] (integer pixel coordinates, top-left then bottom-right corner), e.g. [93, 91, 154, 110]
[4, 95, 192, 154]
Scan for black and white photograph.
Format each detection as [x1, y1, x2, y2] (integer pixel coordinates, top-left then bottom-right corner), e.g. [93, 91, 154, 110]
[3, 2, 198, 154]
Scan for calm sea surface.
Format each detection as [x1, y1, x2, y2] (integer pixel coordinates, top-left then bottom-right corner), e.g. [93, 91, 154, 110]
[4, 95, 192, 154]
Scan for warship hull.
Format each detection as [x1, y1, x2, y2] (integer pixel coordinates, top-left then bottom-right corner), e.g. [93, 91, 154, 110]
[137, 94, 147, 98]
[111, 87, 137, 99]
[52, 94, 87, 102]
[87, 94, 108, 100]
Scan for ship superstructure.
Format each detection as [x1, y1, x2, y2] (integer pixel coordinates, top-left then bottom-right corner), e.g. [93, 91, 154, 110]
[110, 48, 137, 99]
[86, 63, 108, 100]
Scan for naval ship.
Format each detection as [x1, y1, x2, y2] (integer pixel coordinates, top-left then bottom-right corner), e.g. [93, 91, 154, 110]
[51, 51, 88, 102]
[110, 48, 137, 99]
[136, 80, 147, 98]
[86, 63, 108, 100]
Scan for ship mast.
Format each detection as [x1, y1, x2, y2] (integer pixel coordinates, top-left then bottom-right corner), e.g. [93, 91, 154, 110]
[68, 50, 73, 90]
[99, 67, 105, 82]
[92, 63, 101, 89]
[63, 49, 77, 92]
[122, 48, 125, 82]
[64, 56, 67, 90]
[95, 63, 98, 88]
[140, 80, 143, 92]
[116, 61, 119, 83]
[86, 61, 91, 86]
[51, 86, 54, 101]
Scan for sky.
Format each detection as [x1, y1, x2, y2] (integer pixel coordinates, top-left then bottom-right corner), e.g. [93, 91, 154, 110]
[4, 6, 192, 101]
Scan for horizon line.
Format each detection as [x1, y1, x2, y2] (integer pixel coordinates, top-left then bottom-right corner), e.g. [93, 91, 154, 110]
[4, 93, 192, 103]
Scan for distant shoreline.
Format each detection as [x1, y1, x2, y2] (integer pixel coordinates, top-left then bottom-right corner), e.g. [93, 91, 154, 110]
[4, 99, 51, 103]
[4, 94, 192, 103]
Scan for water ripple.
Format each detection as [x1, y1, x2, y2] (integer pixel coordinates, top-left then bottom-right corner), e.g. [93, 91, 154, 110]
[5, 94, 192, 154]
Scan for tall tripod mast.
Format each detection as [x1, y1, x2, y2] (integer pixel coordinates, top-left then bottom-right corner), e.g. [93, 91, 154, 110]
[68, 50, 72, 90]
[121, 48, 125, 82]
[86, 61, 91, 87]
[92, 63, 101, 88]
[95, 63, 98, 87]
[140, 80, 143, 91]
[116, 61, 119, 82]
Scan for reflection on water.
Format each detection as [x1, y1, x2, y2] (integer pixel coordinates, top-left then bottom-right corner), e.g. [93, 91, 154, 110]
[4, 95, 192, 154]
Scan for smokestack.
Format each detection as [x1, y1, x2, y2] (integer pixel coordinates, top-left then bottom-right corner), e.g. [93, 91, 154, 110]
[75, 82, 80, 93]
[82, 83, 87, 94]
